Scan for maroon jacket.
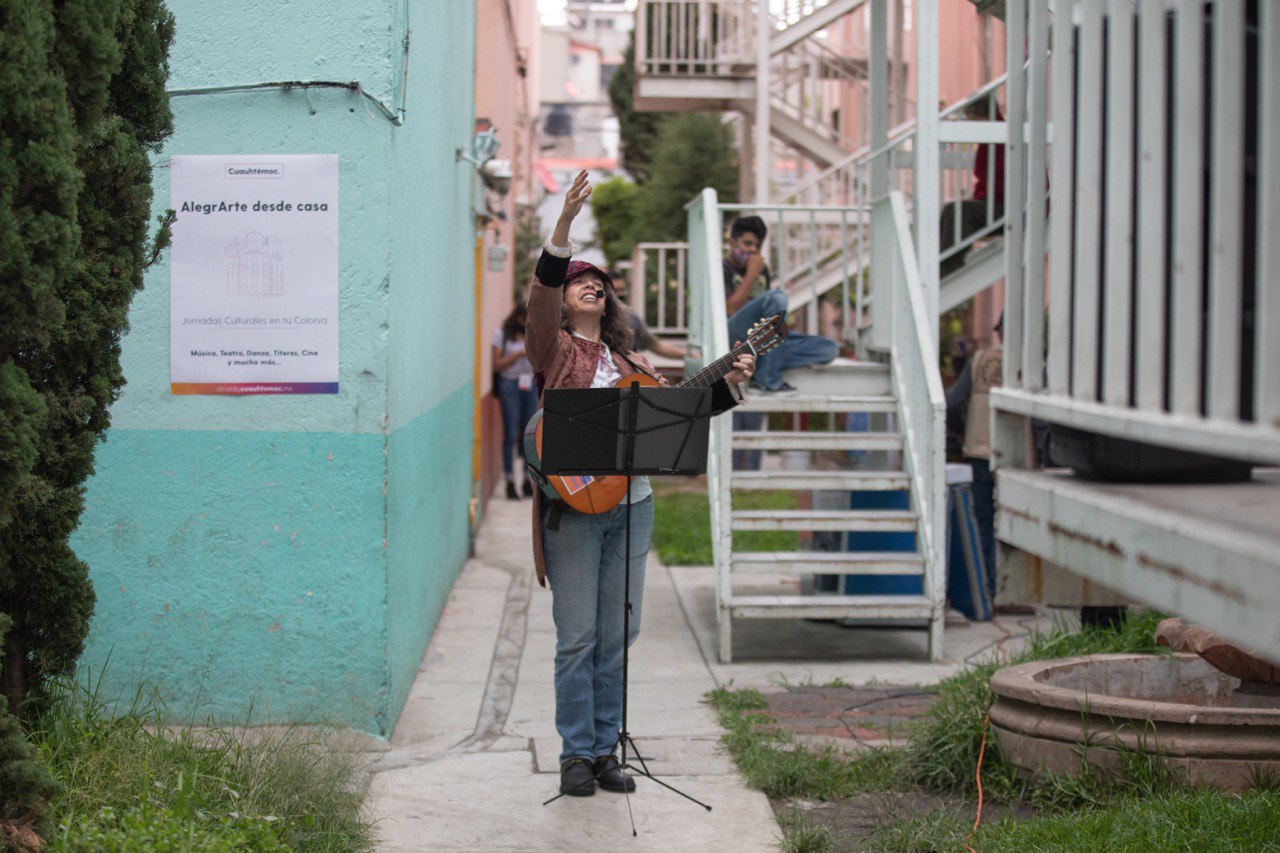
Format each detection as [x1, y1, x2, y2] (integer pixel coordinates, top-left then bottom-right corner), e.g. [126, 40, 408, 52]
[524, 277, 668, 587]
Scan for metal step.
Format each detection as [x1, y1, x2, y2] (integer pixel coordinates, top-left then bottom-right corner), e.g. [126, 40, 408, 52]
[731, 431, 903, 451]
[725, 594, 935, 621]
[731, 470, 909, 491]
[732, 509, 917, 532]
[731, 551, 925, 575]
[739, 393, 898, 414]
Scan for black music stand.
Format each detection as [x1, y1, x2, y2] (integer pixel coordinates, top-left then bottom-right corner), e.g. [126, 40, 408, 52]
[538, 382, 714, 831]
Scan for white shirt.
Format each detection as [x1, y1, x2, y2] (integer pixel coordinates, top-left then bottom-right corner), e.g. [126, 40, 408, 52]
[572, 332, 651, 504]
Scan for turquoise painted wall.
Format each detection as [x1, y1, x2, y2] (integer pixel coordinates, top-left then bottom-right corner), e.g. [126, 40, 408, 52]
[71, 0, 477, 735]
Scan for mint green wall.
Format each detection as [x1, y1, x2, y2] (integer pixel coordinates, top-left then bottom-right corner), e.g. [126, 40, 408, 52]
[70, 0, 476, 735]
[383, 0, 479, 719]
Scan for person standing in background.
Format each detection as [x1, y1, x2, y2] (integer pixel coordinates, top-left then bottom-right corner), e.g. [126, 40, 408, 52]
[492, 304, 538, 499]
[946, 313, 1003, 601]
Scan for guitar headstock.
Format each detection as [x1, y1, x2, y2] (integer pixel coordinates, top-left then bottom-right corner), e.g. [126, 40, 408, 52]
[743, 314, 786, 358]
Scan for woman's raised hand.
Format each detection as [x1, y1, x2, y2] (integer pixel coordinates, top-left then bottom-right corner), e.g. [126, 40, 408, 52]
[560, 170, 591, 223]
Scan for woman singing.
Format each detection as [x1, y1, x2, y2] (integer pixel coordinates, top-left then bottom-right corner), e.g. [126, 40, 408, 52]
[525, 171, 755, 797]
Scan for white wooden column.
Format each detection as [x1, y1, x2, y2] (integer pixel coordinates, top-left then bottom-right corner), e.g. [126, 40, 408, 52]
[755, 0, 771, 204]
[915, 0, 940, 323]
[1022, 0, 1048, 391]
[1260, 0, 1280, 425]
[1170, 0, 1205, 415]
[1047, 0, 1075, 396]
[891, 0, 905, 126]
[871, 0, 889, 198]
[1004, 0, 1027, 388]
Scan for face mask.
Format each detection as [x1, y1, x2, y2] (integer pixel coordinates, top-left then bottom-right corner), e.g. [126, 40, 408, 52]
[729, 246, 752, 265]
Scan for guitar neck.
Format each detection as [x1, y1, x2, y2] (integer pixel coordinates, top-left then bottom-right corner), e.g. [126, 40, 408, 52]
[678, 343, 750, 389]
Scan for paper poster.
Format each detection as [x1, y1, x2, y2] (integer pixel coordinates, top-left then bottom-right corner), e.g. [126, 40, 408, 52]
[169, 155, 339, 394]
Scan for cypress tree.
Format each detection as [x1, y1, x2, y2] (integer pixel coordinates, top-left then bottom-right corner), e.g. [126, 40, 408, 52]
[636, 112, 739, 242]
[0, 615, 58, 846]
[608, 32, 665, 184]
[0, 0, 174, 716]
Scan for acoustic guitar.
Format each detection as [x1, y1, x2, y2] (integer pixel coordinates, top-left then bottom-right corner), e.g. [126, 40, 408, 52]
[523, 315, 786, 514]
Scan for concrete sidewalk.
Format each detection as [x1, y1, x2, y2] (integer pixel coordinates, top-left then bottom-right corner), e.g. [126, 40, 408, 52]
[365, 489, 1045, 851]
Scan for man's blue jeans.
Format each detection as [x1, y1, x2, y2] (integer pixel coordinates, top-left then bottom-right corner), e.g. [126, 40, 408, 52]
[727, 289, 838, 390]
[496, 375, 539, 478]
[542, 496, 653, 765]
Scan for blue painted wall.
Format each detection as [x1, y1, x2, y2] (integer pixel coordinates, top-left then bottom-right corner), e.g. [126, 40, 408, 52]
[71, 0, 477, 735]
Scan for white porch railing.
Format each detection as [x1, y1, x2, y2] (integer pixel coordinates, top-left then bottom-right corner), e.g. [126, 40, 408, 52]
[880, 191, 947, 658]
[997, 0, 1279, 466]
[718, 202, 869, 345]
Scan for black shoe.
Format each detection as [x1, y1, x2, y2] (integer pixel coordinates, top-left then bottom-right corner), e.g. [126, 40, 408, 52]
[560, 758, 596, 796]
[522, 479, 533, 497]
[506, 481, 520, 500]
[593, 754, 636, 793]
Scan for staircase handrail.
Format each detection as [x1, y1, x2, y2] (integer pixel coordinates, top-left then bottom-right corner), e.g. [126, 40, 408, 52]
[879, 191, 946, 637]
[685, 189, 734, 614]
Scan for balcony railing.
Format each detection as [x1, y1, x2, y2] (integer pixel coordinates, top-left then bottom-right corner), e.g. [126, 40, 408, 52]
[997, 0, 1279, 465]
[636, 0, 754, 77]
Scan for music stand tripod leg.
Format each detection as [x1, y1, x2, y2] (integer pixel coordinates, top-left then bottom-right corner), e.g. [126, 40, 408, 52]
[612, 384, 711, 814]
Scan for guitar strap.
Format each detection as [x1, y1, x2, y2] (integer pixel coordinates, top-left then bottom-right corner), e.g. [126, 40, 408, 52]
[615, 350, 658, 382]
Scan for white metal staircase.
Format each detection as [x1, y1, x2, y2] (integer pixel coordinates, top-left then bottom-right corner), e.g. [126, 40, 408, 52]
[634, 0, 874, 165]
[630, 0, 1010, 663]
[687, 189, 945, 663]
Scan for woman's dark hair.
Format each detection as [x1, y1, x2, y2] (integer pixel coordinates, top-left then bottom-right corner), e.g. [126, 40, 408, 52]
[501, 303, 528, 342]
[561, 271, 634, 353]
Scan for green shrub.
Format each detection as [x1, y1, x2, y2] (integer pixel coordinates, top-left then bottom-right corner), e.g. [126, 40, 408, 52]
[903, 608, 1172, 802]
[0, 615, 59, 841]
[34, 673, 373, 851]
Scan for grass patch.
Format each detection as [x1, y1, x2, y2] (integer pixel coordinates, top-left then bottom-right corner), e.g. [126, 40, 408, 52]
[31, 671, 373, 851]
[653, 489, 798, 565]
[777, 807, 840, 853]
[706, 687, 907, 800]
[903, 608, 1172, 804]
[708, 611, 1280, 850]
[866, 790, 1280, 852]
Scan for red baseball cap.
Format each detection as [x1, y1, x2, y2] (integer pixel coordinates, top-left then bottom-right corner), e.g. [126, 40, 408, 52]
[565, 259, 612, 287]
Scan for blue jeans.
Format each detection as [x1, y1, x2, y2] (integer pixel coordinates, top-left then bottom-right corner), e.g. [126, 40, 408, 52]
[726, 290, 838, 390]
[542, 496, 654, 765]
[967, 456, 996, 598]
[496, 376, 539, 478]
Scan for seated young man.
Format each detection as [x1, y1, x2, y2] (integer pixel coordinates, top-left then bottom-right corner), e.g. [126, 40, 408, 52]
[723, 215, 838, 393]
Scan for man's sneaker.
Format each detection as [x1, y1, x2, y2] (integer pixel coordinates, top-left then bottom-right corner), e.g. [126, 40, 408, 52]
[505, 481, 520, 500]
[593, 754, 636, 793]
[560, 758, 596, 796]
[521, 479, 534, 498]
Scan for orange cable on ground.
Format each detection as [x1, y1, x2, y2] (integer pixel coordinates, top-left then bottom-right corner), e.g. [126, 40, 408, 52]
[965, 710, 992, 853]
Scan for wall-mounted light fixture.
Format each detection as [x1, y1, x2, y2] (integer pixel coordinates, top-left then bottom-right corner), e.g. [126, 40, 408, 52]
[457, 129, 512, 199]
[457, 129, 500, 167]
